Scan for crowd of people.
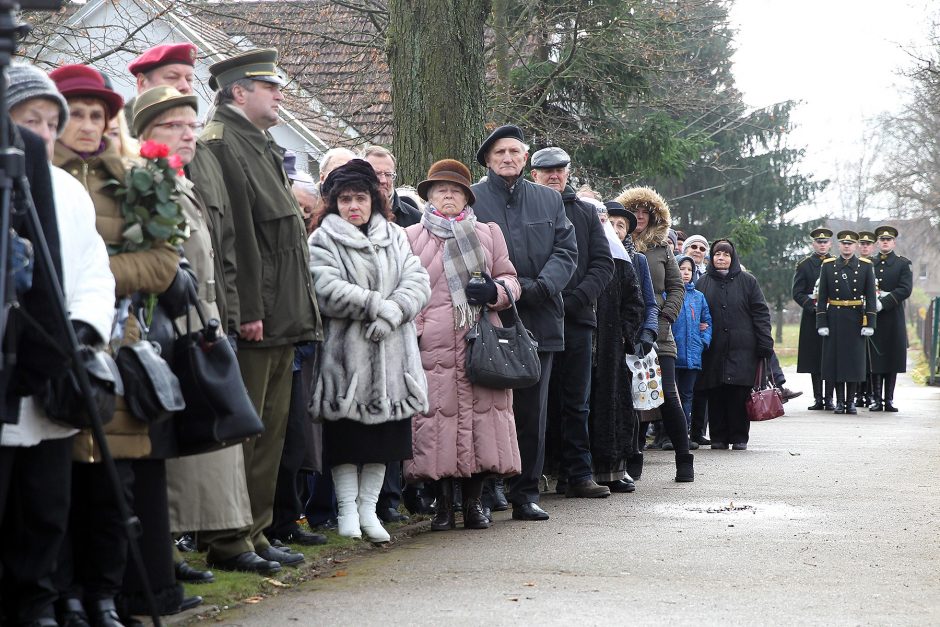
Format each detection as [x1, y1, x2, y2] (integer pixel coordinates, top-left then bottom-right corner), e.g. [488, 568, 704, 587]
[0, 41, 913, 627]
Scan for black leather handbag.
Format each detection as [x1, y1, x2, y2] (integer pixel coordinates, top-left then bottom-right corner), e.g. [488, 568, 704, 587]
[44, 347, 123, 429]
[464, 280, 540, 389]
[171, 298, 263, 456]
[116, 338, 185, 424]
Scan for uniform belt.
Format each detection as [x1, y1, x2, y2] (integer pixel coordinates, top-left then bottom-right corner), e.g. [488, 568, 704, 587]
[828, 299, 863, 306]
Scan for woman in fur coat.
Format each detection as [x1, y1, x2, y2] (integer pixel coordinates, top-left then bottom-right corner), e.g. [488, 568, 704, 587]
[308, 160, 430, 543]
[403, 159, 522, 532]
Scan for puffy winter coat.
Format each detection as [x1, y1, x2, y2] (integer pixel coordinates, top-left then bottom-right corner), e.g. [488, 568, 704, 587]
[403, 220, 522, 481]
[308, 212, 430, 424]
[672, 282, 712, 370]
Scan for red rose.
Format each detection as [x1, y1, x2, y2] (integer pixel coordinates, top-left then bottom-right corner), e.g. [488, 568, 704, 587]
[140, 140, 170, 159]
[168, 154, 183, 169]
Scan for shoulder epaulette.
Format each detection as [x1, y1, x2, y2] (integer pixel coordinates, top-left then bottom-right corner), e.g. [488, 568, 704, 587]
[898, 255, 912, 264]
[796, 255, 812, 267]
[859, 257, 872, 264]
[822, 258, 835, 264]
[201, 122, 224, 142]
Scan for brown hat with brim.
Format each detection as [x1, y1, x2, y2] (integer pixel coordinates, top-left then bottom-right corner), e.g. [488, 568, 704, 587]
[417, 159, 476, 206]
[132, 85, 198, 137]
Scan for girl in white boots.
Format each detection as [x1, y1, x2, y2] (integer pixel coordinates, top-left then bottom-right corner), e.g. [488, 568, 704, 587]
[307, 160, 431, 543]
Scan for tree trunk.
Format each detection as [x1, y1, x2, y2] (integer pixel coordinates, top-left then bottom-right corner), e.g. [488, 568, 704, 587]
[387, 0, 490, 184]
[775, 296, 784, 344]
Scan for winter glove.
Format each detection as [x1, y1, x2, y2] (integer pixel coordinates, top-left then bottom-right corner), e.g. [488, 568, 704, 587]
[465, 272, 498, 306]
[158, 261, 198, 319]
[366, 317, 394, 343]
[757, 345, 774, 358]
[817, 327, 829, 337]
[376, 300, 404, 327]
[876, 298, 884, 312]
[519, 277, 549, 305]
[72, 320, 103, 348]
[634, 329, 657, 356]
[861, 327, 874, 337]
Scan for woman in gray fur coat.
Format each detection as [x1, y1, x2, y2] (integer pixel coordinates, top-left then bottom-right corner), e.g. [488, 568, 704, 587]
[308, 160, 430, 543]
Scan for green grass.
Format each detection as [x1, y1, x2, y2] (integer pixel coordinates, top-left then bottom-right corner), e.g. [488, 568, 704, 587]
[772, 323, 800, 368]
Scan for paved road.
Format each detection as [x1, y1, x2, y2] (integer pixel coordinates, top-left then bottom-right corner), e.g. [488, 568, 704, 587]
[222, 370, 940, 626]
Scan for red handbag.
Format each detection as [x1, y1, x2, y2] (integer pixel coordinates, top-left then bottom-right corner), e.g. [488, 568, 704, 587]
[746, 358, 785, 422]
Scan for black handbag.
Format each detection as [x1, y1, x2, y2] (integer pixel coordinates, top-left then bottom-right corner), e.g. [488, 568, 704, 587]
[464, 280, 541, 389]
[44, 347, 123, 429]
[116, 338, 185, 424]
[171, 297, 263, 456]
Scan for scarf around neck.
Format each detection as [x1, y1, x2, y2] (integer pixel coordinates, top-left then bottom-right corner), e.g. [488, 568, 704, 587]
[421, 204, 486, 328]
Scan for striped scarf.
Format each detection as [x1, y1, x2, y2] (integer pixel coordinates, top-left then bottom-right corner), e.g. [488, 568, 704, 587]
[421, 204, 486, 328]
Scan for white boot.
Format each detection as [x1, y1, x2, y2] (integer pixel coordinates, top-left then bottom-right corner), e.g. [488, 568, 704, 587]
[357, 463, 390, 543]
[332, 464, 362, 539]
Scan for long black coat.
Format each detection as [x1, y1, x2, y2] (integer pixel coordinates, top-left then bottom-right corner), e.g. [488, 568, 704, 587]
[816, 255, 878, 382]
[589, 258, 645, 465]
[792, 253, 832, 373]
[695, 242, 773, 390]
[870, 251, 912, 373]
[471, 171, 577, 352]
[559, 186, 614, 328]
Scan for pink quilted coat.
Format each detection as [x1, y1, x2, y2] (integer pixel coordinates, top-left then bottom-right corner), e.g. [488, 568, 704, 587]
[404, 221, 523, 481]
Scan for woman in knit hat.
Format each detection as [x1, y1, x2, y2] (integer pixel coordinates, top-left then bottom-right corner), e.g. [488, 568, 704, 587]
[308, 159, 430, 543]
[402, 159, 522, 531]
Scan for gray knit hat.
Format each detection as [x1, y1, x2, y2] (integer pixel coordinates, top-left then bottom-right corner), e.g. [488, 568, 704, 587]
[7, 62, 70, 134]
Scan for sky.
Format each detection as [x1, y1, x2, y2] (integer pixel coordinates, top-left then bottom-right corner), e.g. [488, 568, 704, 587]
[729, 0, 936, 222]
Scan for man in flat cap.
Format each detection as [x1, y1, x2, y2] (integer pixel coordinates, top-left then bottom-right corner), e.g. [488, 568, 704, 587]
[200, 48, 323, 572]
[793, 227, 836, 410]
[816, 230, 877, 414]
[471, 126, 577, 521]
[530, 147, 614, 498]
[868, 225, 912, 412]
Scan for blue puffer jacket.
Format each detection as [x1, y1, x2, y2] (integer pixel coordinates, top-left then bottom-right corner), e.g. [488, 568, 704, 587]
[672, 282, 712, 370]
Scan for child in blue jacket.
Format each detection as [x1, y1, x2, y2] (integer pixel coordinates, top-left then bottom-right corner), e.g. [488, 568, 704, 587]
[672, 256, 712, 428]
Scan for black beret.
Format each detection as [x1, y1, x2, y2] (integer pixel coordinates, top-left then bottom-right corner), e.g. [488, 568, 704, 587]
[476, 124, 525, 167]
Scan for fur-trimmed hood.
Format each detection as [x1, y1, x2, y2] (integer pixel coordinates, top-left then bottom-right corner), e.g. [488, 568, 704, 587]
[615, 186, 670, 253]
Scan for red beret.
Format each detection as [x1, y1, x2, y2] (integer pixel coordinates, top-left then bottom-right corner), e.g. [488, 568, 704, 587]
[128, 43, 197, 75]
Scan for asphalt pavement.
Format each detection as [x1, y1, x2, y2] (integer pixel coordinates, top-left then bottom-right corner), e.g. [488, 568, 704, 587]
[221, 368, 940, 626]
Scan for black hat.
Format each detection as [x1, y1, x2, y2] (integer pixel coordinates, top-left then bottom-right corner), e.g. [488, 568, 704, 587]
[476, 124, 525, 167]
[208, 48, 284, 91]
[857, 231, 876, 244]
[604, 201, 637, 234]
[837, 230, 859, 243]
[875, 225, 898, 239]
[810, 227, 833, 240]
[530, 146, 570, 169]
[321, 158, 379, 200]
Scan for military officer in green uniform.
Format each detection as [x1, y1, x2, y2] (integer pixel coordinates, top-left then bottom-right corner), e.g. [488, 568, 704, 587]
[201, 49, 323, 573]
[816, 231, 878, 414]
[868, 225, 913, 412]
[793, 227, 835, 410]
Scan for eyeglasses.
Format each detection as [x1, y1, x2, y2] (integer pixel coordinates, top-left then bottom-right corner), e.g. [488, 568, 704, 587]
[687, 244, 707, 251]
[374, 171, 397, 181]
[153, 122, 204, 133]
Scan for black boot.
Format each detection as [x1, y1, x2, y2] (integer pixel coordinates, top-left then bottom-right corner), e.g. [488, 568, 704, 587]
[884, 373, 898, 412]
[58, 598, 90, 627]
[869, 374, 883, 411]
[626, 452, 644, 480]
[834, 383, 846, 414]
[90, 599, 124, 627]
[675, 453, 694, 483]
[461, 477, 490, 529]
[823, 380, 836, 410]
[490, 477, 509, 511]
[845, 382, 858, 414]
[431, 479, 455, 531]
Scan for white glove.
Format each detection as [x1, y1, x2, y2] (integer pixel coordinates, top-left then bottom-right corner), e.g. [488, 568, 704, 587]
[817, 327, 829, 337]
[876, 298, 884, 312]
[861, 327, 874, 337]
[366, 318, 393, 342]
[376, 300, 404, 327]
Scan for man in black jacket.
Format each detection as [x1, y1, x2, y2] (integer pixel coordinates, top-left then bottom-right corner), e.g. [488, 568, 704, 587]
[363, 145, 421, 228]
[471, 126, 577, 521]
[531, 147, 614, 498]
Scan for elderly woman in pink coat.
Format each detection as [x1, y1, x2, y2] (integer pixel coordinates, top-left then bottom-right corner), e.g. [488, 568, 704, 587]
[405, 159, 522, 531]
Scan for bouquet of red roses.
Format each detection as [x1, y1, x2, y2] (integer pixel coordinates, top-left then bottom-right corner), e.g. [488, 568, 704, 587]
[109, 139, 188, 253]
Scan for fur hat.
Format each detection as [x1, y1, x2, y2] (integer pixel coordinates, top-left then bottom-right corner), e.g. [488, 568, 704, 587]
[321, 158, 379, 200]
[615, 186, 670, 252]
[417, 159, 476, 206]
[7, 62, 70, 134]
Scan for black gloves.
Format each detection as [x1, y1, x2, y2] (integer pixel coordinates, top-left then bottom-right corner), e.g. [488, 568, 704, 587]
[634, 328, 657, 356]
[757, 345, 774, 358]
[72, 320, 103, 348]
[465, 272, 498, 306]
[159, 260, 198, 319]
[520, 277, 548, 305]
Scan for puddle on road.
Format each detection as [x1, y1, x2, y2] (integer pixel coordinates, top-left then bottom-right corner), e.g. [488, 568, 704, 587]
[653, 501, 812, 520]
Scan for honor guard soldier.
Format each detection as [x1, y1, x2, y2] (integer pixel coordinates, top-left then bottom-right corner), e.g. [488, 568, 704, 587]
[854, 230, 877, 406]
[868, 225, 912, 412]
[858, 231, 877, 260]
[793, 227, 835, 410]
[816, 230, 878, 414]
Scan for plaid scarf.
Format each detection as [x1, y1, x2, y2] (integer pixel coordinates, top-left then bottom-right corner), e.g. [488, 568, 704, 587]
[421, 204, 486, 328]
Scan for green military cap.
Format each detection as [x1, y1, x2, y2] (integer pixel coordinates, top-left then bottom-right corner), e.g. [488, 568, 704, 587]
[132, 85, 198, 137]
[810, 227, 833, 240]
[857, 231, 876, 244]
[208, 48, 284, 91]
[875, 224, 898, 239]
[837, 230, 859, 243]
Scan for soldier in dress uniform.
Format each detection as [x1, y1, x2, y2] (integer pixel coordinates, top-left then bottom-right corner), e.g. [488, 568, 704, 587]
[853, 231, 877, 407]
[868, 225, 913, 412]
[793, 227, 835, 410]
[816, 230, 878, 414]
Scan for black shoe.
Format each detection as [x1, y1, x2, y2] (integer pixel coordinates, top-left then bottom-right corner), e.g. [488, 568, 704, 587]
[688, 440, 700, 450]
[271, 528, 328, 546]
[208, 551, 281, 574]
[710, 442, 729, 450]
[884, 401, 898, 412]
[834, 401, 846, 414]
[845, 402, 858, 415]
[779, 387, 803, 402]
[600, 479, 636, 493]
[565, 479, 611, 498]
[377, 507, 410, 523]
[176, 595, 203, 613]
[511, 502, 550, 521]
[869, 401, 883, 412]
[463, 497, 491, 529]
[823, 401, 836, 411]
[690, 434, 711, 445]
[90, 599, 122, 627]
[58, 599, 90, 627]
[662, 440, 675, 451]
[175, 560, 215, 583]
[431, 479, 456, 531]
[175, 533, 196, 553]
[554, 478, 568, 495]
[675, 453, 694, 482]
[311, 517, 338, 531]
[258, 545, 304, 566]
[26, 619, 59, 627]
[491, 478, 509, 511]
[807, 400, 825, 410]
[731, 443, 748, 451]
